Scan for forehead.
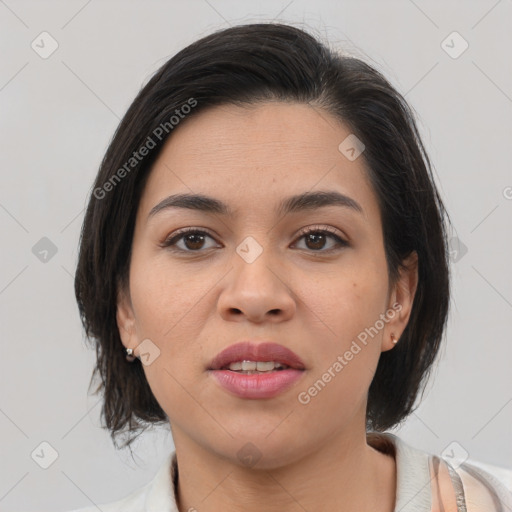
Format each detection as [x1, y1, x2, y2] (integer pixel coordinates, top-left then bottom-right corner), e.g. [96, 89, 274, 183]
[156, 101, 353, 164]
[137, 102, 378, 223]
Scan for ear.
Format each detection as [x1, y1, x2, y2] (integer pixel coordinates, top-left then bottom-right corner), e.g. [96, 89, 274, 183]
[116, 283, 137, 352]
[382, 251, 419, 352]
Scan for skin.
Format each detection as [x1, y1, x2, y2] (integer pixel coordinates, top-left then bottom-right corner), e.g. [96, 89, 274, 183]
[116, 101, 419, 512]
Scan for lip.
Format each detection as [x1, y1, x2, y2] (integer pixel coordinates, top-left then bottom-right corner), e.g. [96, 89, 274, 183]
[207, 341, 306, 400]
[208, 341, 306, 371]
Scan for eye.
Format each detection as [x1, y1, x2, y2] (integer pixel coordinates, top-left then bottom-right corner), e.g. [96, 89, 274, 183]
[160, 228, 219, 252]
[160, 225, 348, 254]
[292, 225, 348, 253]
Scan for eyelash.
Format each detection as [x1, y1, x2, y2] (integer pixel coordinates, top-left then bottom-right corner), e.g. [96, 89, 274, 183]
[160, 225, 349, 255]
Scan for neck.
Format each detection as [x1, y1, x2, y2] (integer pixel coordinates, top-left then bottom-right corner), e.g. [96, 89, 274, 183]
[172, 429, 396, 512]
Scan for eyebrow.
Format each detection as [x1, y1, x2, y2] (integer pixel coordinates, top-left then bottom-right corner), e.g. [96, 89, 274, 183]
[147, 190, 363, 221]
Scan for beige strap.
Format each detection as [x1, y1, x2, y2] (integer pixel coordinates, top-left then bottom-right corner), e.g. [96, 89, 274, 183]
[431, 455, 467, 511]
[443, 458, 468, 512]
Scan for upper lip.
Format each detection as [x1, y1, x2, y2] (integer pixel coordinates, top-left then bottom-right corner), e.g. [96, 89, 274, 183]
[208, 341, 306, 370]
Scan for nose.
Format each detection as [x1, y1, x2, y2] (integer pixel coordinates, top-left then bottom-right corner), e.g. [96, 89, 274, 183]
[217, 244, 296, 324]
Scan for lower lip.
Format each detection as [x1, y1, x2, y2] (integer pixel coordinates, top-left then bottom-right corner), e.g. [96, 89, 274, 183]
[209, 369, 305, 399]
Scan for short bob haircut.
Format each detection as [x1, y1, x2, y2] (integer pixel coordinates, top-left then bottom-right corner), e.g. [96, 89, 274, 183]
[74, 22, 450, 449]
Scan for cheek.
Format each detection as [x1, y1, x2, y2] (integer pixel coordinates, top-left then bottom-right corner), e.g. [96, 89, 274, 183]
[300, 264, 388, 342]
[297, 264, 388, 397]
[296, 278, 386, 418]
[129, 253, 211, 341]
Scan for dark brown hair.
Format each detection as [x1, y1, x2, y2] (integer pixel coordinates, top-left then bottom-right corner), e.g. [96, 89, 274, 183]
[74, 22, 450, 449]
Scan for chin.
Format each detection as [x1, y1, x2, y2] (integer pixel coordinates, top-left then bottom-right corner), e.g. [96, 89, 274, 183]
[213, 431, 306, 471]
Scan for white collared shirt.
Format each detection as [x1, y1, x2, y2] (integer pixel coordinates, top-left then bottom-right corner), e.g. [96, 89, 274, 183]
[68, 433, 512, 512]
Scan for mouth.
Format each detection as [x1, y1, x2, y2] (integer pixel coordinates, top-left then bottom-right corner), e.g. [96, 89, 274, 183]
[207, 341, 306, 399]
[208, 341, 306, 372]
[220, 360, 293, 374]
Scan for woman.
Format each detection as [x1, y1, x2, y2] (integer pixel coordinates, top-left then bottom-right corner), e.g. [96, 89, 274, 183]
[70, 22, 512, 512]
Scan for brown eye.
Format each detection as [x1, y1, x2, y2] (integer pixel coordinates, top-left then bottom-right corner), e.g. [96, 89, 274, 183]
[161, 229, 219, 252]
[304, 232, 328, 250]
[293, 227, 348, 253]
[160, 226, 348, 255]
[181, 232, 207, 250]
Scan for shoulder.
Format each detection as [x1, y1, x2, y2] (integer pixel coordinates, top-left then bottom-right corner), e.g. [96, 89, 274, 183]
[432, 456, 512, 512]
[459, 460, 512, 511]
[371, 433, 512, 512]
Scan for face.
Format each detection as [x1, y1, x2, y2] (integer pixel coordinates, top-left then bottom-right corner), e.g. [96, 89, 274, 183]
[116, 102, 417, 468]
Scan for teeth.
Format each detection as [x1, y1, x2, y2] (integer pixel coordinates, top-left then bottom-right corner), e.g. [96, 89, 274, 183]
[227, 360, 289, 372]
[241, 361, 257, 371]
[256, 361, 274, 371]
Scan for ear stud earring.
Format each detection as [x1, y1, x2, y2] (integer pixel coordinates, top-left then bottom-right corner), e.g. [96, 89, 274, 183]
[391, 334, 399, 345]
[126, 347, 137, 362]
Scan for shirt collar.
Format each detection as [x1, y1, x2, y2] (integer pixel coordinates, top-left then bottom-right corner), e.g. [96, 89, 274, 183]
[143, 432, 431, 511]
[145, 450, 180, 511]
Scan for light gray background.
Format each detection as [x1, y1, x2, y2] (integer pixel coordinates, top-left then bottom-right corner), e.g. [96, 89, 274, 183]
[1, 1, 511, 510]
